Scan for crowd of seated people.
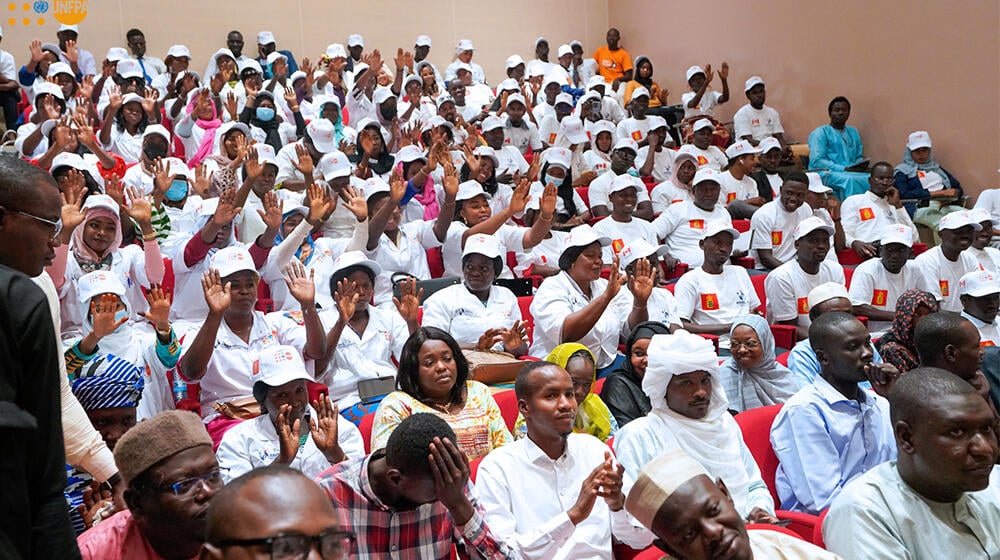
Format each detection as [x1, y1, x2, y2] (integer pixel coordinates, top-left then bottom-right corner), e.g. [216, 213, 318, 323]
[2, 20, 1000, 560]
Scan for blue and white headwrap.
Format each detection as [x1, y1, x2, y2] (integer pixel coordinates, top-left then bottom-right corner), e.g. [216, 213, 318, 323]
[71, 354, 145, 411]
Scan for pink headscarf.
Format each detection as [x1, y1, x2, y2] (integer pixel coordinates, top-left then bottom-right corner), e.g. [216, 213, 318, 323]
[186, 92, 222, 167]
[413, 176, 440, 220]
[71, 207, 123, 268]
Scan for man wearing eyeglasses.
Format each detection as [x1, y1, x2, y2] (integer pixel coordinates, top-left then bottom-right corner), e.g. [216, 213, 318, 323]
[201, 464, 354, 560]
[840, 161, 919, 260]
[77, 410, 222, 559]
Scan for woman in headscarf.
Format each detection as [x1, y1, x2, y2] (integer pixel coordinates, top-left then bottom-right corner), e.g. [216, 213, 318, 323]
[239, 88, 305, 152]
[64, 354, 145, 533]
[613, 330, 779, 523]
[349, 117, 395, 179]
[583, 119, 616, 177]
[894, 130, 965, 230]
[875, 289, 940, 373]
[649, 152, 698, 214]
[719, 315, 804, 413]
[623, 56, 670, 111]
[176, 88, 224, 167]
[602, 321, 670, 426]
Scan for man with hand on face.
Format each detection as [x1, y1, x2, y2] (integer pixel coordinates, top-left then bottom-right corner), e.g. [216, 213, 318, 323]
[770, 312, 898, 514]
[824, 368, 1000, 559]
[77, 410, 222, 559]
[677, 119, 728, 171]
[840, 161, 919, 259]
[748, 137, 783, 201]
[201, 465, 355, 560]
[750, 172, 812, 270]
[476, 361, 652, 559]
[317, 413, 516, 559]
[913, 210, 984, 312]
[614, 331, 780, 525]
[625, 449, 841, 559]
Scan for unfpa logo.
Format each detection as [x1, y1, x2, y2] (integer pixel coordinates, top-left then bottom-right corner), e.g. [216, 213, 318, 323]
[6, 0, 87, 26]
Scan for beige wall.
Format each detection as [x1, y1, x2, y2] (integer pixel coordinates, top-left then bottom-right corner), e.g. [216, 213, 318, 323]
[610, 0, 999, 197]
[2, 0, 608, 86]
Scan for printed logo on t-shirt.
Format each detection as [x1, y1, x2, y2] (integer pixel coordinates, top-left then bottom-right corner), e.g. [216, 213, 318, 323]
[611, 239, 625, 254]
[797, 297, 809, 314]
[701, 293, 719, 310]
[771, 231, 783, 246]
[871, 289, 888, 307]
[697, 155, 708, 166]
[917, 171, 926, 178]
[631, 130, 643, 141]
[503, 137, 512, 144]
[548, 133, 557, 144]
[689, 219, 705, 230]
[982, 341, 996, 347]
[751, 118, 761, 126]
[859, 207, 875, 221]
[726, 192, 737, 204]
[940, 280, 949, 297]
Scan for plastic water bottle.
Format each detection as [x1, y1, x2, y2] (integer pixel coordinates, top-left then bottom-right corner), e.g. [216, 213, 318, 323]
[172, 376, 188, 404]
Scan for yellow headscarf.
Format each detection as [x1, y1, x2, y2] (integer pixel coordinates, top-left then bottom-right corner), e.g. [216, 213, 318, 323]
[546, 343, 614, 442]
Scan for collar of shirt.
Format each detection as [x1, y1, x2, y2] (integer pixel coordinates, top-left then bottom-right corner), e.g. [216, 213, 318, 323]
[520, 433, 570, 468]
[960, 311, 996, 330]
[358, 449, 392, 510]
[813, 375, 878, 411]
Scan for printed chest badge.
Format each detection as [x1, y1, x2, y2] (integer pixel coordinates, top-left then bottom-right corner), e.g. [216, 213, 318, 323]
[871, 289, 888, 306]
[859, 207, 875, 221]
[689, 219, 705, 230]
[701, 293, 719, 311]
[771, 231, 783, 246]
[797, 297, 809, 314]
[939, 280, 949, 297]
[631, 130, 643, 141]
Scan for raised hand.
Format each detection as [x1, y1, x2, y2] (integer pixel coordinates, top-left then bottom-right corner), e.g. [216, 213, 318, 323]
[306, 182, 334, 226]
[124, 186, 153, 228]
[501, 320, 529, 351]
[210, 72, 225, 95]
[213, 187, 243, 225]
[284, 260, 316, 308]
[509, 176, 532, 215]
[597, 452, 626, 512]
[704, 63, 714, 85]
[627, 256, 656, 303]
[60, 179, 87, 240]
[201, 269, 232, 313]
[310, 395, 345, 463]
[258, 190, 283, 231]
[389, 165, 406, 204]
[107, 83, 123, 110]
[605, 254, 624, 300]
[138, 283, 172, 332]
[275, 403, 303, 464]
[283, 85, 298, 107]
[41, 95, 62, 120]
[223, 91, 238, 121]
[192, 163, 212, 198]
[340, 184, 367, 222]
[151, 157, 176, 201]
[539, 182, 558, 218]
[105, 174, 126, 208]
[293, 143, 314, 176]
[90, 293, 128, 339]
[460, 145, 481, 177]
[392, 276, 422, 325]
[442, 160, 459, 199]
[28, 39, 43, 63]
[243, 148, 264, 180]
[78, 75, 94, 99]
[719, 61, 730, 81]
[335, 278, 359, 322]
[428, 437, 473, 522]
[64, 39, 78, 63]
[141, 87, 158, 116]
[476, 328, 505, 351]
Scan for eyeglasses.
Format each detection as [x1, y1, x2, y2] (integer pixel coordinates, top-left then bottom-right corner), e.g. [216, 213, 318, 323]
[730, 340, 762, 351]
[0, 205, 63, 240]
[214, 529, 356, 560]
[872, 176, 894, 183]
[149, 468, 223, 496]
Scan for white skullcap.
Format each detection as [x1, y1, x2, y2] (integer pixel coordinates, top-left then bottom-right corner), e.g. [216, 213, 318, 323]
[625, 448, 709, 529]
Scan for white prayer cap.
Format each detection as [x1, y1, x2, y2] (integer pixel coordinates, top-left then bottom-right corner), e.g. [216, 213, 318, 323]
[626, 448, 709, 529]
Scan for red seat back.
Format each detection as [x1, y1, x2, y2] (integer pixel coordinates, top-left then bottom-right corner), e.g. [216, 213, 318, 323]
[843, 266, 854, 289]
[813, 507, 830, 548]
[491, 389, 520, 433]
[427, 247, 445, 278]
[469, 456, 483, 483]
[776, 350, 791, 366]
[161, 257, 175, 294]
[517, 295, 534, 344]
[836, 248, 867, 266]
[576, 187, 590, 208]
[750, 273, 768, 313]
[734, 404, 784, 505]
[732, 219, 751, 233]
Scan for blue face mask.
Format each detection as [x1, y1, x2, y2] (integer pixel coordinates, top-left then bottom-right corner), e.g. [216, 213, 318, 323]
[165, 179, 188, 202]
[543, 173, 563, 187]
[256, 107, 276, 122]
[627, 168, 640, 178]
[113, 309, 128, 327]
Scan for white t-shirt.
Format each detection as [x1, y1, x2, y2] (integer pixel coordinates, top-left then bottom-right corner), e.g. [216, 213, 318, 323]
[421, 284, 522, 349]
[848, 258, 933, 334]
[103, 126, 144, 164]
[652, 201, 732, 267]
[503, 118, 543, 155]
[614, 287, 682, 335]
[592, 216, 657, 263]
[442, 223, 524, 279]
[676, 144, 727, 171]
[840, 191, 919, 246]
[733, 104, 785, 142]
[587, 171, 648, 212]
[538, 115, 561, 147]
[963, 312, 1000, 348]
[370, 220, 443, 307]
[750, 200, 812, 268]
[582, 150, 612, 177]
[912, 247, 981, 312]
[717, 171, 760, 206]
[765, 260, 846, 328]
[681, 90, 723, 119]
[649, 181, 692, 214]
[58, 246, 153, 340]
[617, 117, 651, 144]
[526, 182, 586, 217]
[512, 231, 567, 278]
[969, 246, 1000, 274]
[635, 146, 675, 183]
[495, 145, 530, 177]
[673, 265, 760, 349]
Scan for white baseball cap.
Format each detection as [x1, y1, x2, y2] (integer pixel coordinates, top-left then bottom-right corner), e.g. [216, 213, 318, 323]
[50, 153, 86, 175]
[421, 115, 453, 133]
[120, 92, 143, 106]
[166, 45, 191, 59]
[454, 62, 473, 75]
[535, 36, 548, 47]
[685, 65, 705, 82]
[415, 35, 432, 47]
[359, 176, 391, 200]
[325, 43, 347, 59]
[562, 224, 611, 252]
[938, 210, 984, 232]
[559, 116, 588, 145]
[647, 115, 668, 131]
[744, 76, 765, 92]
[805, 172, 832, 193]
[543, 146, 572, 170]
[456, 180, 491, 202]
[758, 137, 782, 154]
[587, 75, 607, 90]
[793, 216, 835, 240]
[318, 150, 351, 180]
[505, 55, 525, 70]
[610, 174, 642, 194]
[47, 62, 73, 78]
[554, 92, 574, 108]
[116, 59, 142, 79]
[239, 59, 263, 75]
[527, 61, 547, 78]
[347, 34, 364, 47]
[589, 120, 616, 138]
[692, 119, 715, 133]
[969, 207, 994, 226]
[702, 220, 740, 240]
[473, 146, 499, 167]
[82, 194, 119, 215]
[619, 239, 669, 270]
[959, 270, 1000, 297]
[105, 47, 129, 62]
[557, 44, 573, 58]
[394, 145, 427, 165]
[542, 73, 563, 90]
[257, 31, 276, 45]
[613, 137, 639, 155]
[505, 93, 527, 108]
[881, 224, 914, 248]
[331, 250, 382, 277]
[692, 168, 722, 187]
[807, 282, 850, 310]
[497, 78, 520, 93]
[906, 130, 933, 151]
[306, 119, 338, 153]
[456, 39, 475, 52]
[629, 86, 650, 101]
[58, 24, 79, 33]
[435, 94, 455, 109]
[139, 125, 170, 146]
[253, 143, 278, 168]
[165, 157, 191, 179]
[463, 234, 502, 260]
[725, 140, 760, 160]
[251, 345, 311, 402]
[481, 115, 506, 132]
[211, 246, 257, 278]
[266, 51, 287, 66]
[77, 271, 127, 304]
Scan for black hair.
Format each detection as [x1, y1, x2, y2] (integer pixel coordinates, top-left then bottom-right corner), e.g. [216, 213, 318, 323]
[397, 327, 469, 407]
[633, 56, 653, 89]
[889, 366, 977, 425]
[329, 264, 376, 297]
[870, 161, 894, 175]
[461, 252, 503, 277]
[126, 28, 144, 39]
[514, 360, 558, 400]
[50, 166, 102, 198]
[385, 413, 457, 477]
[539, 161, 577, 217]
[914, 311, 972, 366]
[460, 161, 498, 197]
[827, 96, 851, 114]
[808, 311, 862, 354]
[784, 171, 809, 186]
[558, 243, 589, 271]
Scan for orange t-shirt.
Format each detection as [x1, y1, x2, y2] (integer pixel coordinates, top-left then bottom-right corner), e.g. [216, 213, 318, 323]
[593, 46, 633, 82]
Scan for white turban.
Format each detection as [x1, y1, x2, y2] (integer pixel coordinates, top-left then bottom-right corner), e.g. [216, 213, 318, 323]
[641, 331, 721, 411]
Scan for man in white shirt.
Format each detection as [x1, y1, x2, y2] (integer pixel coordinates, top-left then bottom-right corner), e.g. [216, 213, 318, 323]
[748, 137, 784, 201]
[532, 74, 564, 123]
[913, 210, 983, 312]
[718, 140, 764, 219]
[616, 87, 651, 145]
[849, 224, 931, 333]
[56, 24, 96, 77]
[583, 76, 626, 124]
[570, 42, 598, 89]
[538, 93, 574, 148]
[840, 162, 919, 259]
[635, 116, 674, 182]
[958, 269, 1000, 347]
[652, 169, 732, 268]
[751, 172, 811, 270]
[502, 93, 542, 155]
[824, 368, 1000, 559]
[477, 362, 652, 560]
[125, 28, 166, 85]
[481, 115, 529, 182]
[588, 138, 653, 220]
[765, 217, 846, 339]
[204, 30, 252, 83]
[593, 175, 657, 262]
[733, 76, 788, 150]
[445, 39, 486, 85]
[677, 119, 727, 171]
[673, 220, 759, 350]
[681, 65, 729, 120]
[967, 207, 1000, 272]
[804, 172, 848, 255]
